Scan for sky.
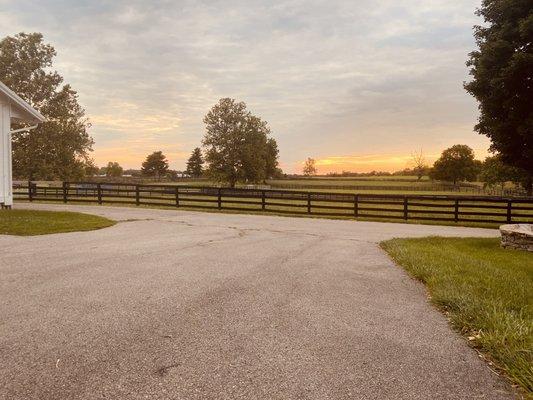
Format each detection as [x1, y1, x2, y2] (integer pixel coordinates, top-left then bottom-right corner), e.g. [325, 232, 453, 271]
[0, 0, 490, 174]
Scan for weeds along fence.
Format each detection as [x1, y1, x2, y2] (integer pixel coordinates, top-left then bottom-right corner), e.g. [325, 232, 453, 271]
[14, 181, 533, 225]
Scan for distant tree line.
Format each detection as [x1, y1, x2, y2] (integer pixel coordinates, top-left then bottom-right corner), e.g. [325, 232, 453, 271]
[311, 143, 530, 194]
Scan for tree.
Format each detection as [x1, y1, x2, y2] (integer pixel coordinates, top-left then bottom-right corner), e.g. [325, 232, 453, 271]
[481, 155, 527, 193]
[105, 161, 123, 178]
[303, 158, 317, 176]
[202, 98, 279, 187]
[185, 147, 204, 178]
[464, 0, 533, 195]
[84, 160, 99, 178]
[265, 138, 279, 180]
[410, 149, 429, 181]
[429, 145, 479, 185]
[141, 151, 169, 180]
[0, 32, 94, 180]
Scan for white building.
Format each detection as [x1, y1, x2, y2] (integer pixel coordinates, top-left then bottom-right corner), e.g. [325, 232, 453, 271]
[0, 81, 45, 208]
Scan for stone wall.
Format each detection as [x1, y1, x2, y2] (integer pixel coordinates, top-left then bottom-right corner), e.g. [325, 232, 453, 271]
[500, 224, 533, 252]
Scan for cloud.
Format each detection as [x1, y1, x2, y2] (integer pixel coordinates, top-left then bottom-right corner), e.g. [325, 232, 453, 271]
[0, 0, 488, 171]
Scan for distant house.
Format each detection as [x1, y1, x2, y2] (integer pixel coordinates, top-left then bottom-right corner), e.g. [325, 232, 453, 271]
[0, 81, 45, 208]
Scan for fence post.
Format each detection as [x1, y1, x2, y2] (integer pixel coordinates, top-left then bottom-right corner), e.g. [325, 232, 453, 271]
[261, 190, 266, 211]
[135, 184, 140, 206]
[62, 182, 68, 203]
[507, 200, 512, 223]
[353, 194, 358, 218]
[307, 192, 311, 214]
[175, 187, 180, 207]
[454, 199, 459, 222]
[218, 188, 222, 210]
[97, 183, 102, 205]
[403, 196, 408, 220]
[28, 181, 33, 202]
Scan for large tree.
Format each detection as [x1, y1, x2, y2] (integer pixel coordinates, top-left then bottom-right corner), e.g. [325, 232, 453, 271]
[185, 147, 204, 178]
[202, 98, 279, 187]
[464, 0, 533, 194]
[0, 32, 94, 180]
[141, 151, 169, 180]
[429, 145, 480, 185]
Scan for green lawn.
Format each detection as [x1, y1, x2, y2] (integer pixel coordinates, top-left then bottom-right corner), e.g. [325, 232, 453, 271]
[0, 209, 115, 235]
[381, 237, 533, 396]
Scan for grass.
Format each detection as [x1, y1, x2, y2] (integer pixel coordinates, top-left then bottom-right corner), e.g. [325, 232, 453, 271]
[13, 190, 533, 229]
[381, 237, 533, 396]
[0, 209, 115, 236]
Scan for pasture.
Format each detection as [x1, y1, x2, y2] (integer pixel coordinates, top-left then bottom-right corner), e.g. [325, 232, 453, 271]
[15, 181, 533, 229]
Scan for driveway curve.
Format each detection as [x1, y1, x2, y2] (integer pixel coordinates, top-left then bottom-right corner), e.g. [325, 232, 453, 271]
[0, 204, 513, 399]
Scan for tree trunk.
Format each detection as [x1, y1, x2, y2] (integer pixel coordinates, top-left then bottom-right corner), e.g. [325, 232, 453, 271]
[525, 174, 532, 197]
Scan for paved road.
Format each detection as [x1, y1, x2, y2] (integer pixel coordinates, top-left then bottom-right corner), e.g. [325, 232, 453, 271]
[1, 204, 514, 399]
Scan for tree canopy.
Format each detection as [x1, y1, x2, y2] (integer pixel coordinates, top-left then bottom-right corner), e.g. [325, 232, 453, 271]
[185, 147, 204, 178]
[105, 162, 123, 178]
[429, 145, 480, 185]
[464, 0, 532, 194]
[480, 155, 520, 191]
[0, 32, 94, 180]
[141, 151, 169, 180]
[202, 98, 279, 187]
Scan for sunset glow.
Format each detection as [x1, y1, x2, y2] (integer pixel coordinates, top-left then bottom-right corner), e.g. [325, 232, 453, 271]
[3, 0, 490, 173]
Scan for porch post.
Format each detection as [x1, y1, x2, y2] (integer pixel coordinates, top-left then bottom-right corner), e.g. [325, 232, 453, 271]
[0, 103, 12, 207]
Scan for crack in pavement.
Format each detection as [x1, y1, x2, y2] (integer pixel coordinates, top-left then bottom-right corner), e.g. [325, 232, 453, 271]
[117, 218, 377, 244]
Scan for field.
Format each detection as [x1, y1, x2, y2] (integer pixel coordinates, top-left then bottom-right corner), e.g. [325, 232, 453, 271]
[14, 182, 533, 229]
[381, 237, 533, 396]
[18, 175, 524, 197]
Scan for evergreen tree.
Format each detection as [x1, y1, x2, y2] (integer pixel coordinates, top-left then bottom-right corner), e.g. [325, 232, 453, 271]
[185, 147, 204, 178]
[141, 151, 169, 180]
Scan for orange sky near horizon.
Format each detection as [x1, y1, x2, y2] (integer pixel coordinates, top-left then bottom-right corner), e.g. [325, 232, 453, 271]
[291, 147, 490, 175]
[91, 146, 491, 175]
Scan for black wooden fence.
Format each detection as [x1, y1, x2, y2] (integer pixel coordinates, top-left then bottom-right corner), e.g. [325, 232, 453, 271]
[15, 181, 533, 225]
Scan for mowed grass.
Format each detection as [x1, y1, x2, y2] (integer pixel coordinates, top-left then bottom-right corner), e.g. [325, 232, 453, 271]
[0, 209, 115, 236]
[381, 237, 533, 395]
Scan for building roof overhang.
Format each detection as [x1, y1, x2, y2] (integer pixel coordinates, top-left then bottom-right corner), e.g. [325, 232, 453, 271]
[0, 80, 46, 124]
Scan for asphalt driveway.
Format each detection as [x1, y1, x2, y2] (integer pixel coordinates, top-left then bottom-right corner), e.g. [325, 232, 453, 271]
[0, 204, 514, 399]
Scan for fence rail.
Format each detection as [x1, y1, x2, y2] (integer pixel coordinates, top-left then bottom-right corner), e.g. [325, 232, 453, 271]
[14, 181, 533, 225]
